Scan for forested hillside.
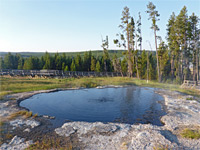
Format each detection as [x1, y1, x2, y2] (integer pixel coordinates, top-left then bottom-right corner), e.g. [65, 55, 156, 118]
[0, 50, 127, 59]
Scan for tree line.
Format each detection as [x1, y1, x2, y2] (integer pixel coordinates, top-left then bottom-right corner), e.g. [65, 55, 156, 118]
[0, 2, 199, 83]
[112, 2, 199, 83]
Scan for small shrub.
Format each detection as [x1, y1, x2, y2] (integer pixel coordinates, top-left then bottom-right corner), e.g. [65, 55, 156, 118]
[181, 128, 200, 139]
[173, 76, 182, 85]
[186, 97, 197, 101]
[81, 81, 98, 88]
[6, 133, 13, 139]
[165, 79, 172, 84]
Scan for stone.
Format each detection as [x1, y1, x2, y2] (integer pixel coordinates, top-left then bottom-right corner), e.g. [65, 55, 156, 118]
[0, 136, 33, 150]
[23, 128, 31, 132]
[10, 119, 40, 129]
[55, 126, 75, 137]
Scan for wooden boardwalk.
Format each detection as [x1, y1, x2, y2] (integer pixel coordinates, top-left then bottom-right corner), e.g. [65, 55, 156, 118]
[181, 80, 200, 90]
[0, 69, 125, 78]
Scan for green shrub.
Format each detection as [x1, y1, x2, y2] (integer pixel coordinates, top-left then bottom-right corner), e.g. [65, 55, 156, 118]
[165, 78, 172, 84]
[181, 128, 200, 139]
[173, 76, 182, 85]
[81, 81, 98, 88]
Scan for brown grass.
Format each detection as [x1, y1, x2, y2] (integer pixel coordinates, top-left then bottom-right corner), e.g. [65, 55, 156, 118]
[8, 110, 33, 120]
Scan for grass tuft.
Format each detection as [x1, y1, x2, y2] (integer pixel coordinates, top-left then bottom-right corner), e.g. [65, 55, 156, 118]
[8, 110, 33, 120]
[32, 113, 38, 118]
[181, 128, 200, 139]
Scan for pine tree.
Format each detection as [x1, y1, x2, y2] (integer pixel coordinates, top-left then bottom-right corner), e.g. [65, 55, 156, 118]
[140, 50, 147, 79]
[119, 6, 133, 77]
[43, 52, 51, 69]
[121, 58, 128, 74]
[23, 57, 34, 70]
[95, 61, 101, 72]
[64, 65, 69, 71]
[75, 54, 82, 71]
[54, 53, 62, 70]
[149, 53, 157, 80]
[83, 52, 90, 71]
[175, 6, 189, 81]
[136, 12, 142, 51]
[158, 42, 170, 80]
[188, 13, 199, 81]
[166, 12, 178, 80]
[91, 56, 96, 71]
[17, 55, 24, 70]
[70, 60, 76, 71]
[146, 2, 161, 82]
[62, 62, 65, 71]
[0, 58, 5, 69]
[101, 36, 110, 72]
[4, 52, 15, 69]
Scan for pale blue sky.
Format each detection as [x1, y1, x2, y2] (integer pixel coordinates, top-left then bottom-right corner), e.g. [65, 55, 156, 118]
[0, 0, 199, 52]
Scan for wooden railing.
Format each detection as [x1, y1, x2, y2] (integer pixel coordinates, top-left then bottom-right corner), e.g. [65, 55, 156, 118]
[181, 80, 200, 89]
[0, 69, 126, 78]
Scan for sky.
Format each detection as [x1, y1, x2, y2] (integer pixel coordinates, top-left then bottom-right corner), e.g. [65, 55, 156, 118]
[0, 0, 199, 52]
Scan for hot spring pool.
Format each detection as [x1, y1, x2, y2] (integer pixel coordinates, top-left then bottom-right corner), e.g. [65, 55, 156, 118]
[20, 86, 166, 127]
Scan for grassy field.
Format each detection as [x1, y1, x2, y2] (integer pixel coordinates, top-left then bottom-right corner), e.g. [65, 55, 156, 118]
[0, 76, 200, 99]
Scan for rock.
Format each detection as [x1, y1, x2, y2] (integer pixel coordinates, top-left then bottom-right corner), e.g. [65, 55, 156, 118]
[55, 126, 75, 137]
[23, 128, 31, 132]
[56, 122, 121, 137]
[136, 131, 150, 139]
[94, 124, 118, 133]
[161, 94, 200, 130]
[10, 119, 40, 129]
[0, 136, 33, 150]
[42, 115, 55, 119]
[0, 101, 18, 118]
[50, 116, 55, 119]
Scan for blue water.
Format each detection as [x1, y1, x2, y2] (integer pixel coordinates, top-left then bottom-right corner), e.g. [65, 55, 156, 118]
[20, 86, 165, 127]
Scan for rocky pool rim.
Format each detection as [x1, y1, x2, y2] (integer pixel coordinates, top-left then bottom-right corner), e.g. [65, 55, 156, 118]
[5, 85, 168, 127]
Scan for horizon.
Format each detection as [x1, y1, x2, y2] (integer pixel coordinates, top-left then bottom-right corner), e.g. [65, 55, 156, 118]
[0, 49, 157, 54]
[0, 0, 199, 52]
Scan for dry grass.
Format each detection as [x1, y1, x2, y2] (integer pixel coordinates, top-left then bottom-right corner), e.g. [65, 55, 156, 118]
[8, 110, 33, 120]
[32, 113, 38, 118]
[26, 137, 73, 150]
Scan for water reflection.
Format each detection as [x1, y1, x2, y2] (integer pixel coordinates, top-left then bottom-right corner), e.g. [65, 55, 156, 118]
[20, 86, 165, 127]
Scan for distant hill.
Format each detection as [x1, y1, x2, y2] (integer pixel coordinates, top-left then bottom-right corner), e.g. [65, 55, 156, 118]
[0, 50, 156, 59]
